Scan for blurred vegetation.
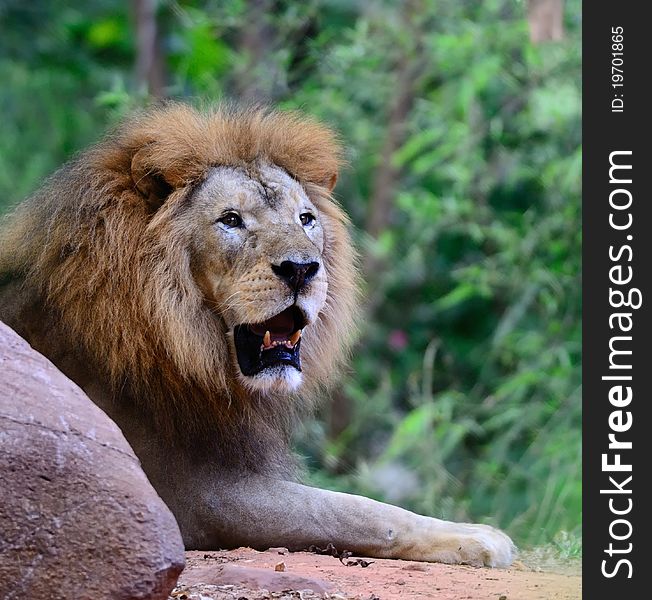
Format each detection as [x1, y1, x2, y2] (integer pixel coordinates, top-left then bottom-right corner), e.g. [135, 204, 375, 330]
[0, 0, 580, 550]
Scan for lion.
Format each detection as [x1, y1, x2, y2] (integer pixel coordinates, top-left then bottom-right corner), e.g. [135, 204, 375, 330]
[0, 103, 514, 567]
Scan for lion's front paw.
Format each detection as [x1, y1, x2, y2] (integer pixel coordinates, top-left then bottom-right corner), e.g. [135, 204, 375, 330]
[458, 524, 516, 567]
[427, 523, 516, 568]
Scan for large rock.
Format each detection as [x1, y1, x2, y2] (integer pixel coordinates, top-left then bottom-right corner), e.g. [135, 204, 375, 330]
[0, 321, 185, 599]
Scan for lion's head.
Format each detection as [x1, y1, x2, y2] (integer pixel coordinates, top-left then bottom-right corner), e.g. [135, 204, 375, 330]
[0, 104, 358, 436]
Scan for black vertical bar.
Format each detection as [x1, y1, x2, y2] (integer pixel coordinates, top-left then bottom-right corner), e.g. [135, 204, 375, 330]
[583, 3, 651, 597]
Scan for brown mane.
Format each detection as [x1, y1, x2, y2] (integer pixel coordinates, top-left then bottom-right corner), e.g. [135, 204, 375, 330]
[0, 104, 359, 466]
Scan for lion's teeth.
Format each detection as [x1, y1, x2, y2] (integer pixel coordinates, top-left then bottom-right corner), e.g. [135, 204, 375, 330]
[262, 329, 302, 351]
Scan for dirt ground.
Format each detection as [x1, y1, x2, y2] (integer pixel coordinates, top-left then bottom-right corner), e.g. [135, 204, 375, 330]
[169, 547, 581, 600]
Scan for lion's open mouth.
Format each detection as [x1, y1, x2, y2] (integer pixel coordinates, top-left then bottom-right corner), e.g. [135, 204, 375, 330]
[233, 305, 306, 376]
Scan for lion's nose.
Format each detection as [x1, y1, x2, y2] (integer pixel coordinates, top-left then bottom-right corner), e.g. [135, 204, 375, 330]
[271, 261, 320, 292]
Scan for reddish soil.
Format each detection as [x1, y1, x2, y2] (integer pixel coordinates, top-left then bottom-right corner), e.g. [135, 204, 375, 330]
[170, 547, 581, 600]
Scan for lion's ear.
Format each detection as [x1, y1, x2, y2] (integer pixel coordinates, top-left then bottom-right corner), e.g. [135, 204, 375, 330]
[131, 146, 174, 209]
[324, 172, 337, 192]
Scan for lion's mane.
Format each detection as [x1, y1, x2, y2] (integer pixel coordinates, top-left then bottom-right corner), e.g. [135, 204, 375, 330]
[0, 104, 359, 465]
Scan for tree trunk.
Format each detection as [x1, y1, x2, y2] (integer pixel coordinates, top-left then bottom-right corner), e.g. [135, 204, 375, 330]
[365, 54, 416, 241]
[133, 0, 165, 97]
[363, 3, 425, 277]
[527, 0, 564, 43]
[237, 0, 278, 102]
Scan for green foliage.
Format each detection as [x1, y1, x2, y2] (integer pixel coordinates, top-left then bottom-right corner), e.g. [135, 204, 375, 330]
[0, 0, 581, 550]
[291, 0, 581, 549]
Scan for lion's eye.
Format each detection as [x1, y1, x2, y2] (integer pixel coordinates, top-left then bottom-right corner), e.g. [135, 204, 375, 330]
[300, 212, 316, 228]
[217, 212, 243, 229]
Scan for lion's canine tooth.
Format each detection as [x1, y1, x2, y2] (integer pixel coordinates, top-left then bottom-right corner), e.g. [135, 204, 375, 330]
[263, 330, 271, 347]
[289, 330, 302, 346]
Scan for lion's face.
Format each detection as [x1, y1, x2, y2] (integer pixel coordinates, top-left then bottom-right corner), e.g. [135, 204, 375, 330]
[185, 163, 330, 392]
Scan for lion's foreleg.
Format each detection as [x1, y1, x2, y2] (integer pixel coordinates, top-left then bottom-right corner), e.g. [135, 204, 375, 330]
[192, 475, 515, 567]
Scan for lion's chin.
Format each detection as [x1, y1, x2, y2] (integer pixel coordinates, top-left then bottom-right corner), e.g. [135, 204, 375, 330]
[233, 305, 306, 385]
[239, 366, 303, 394]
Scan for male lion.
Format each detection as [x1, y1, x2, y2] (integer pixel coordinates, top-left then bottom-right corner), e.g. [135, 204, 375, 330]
[0, 104, 514, 567]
